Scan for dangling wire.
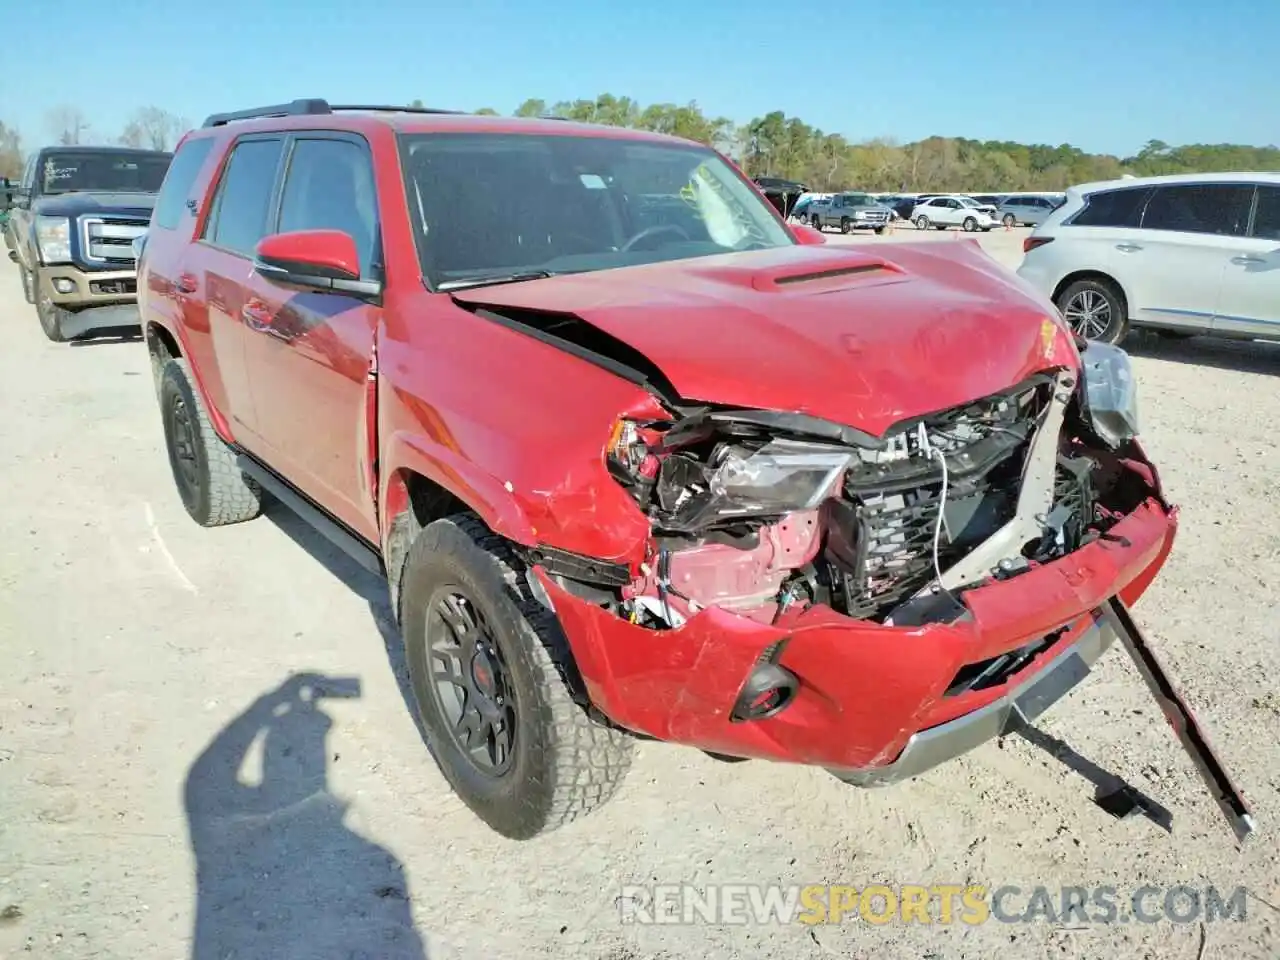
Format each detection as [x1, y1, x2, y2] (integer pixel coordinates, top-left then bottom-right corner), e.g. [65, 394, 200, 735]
[921, 427, 962, 606]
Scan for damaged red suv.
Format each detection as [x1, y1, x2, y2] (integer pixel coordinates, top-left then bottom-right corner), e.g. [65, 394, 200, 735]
[137, 100, 1177, 839]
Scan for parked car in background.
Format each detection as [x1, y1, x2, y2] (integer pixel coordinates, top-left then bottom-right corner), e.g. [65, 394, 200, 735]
[2, 145, 172, 341]
[910, 195, 997, 232]
[888, 194, 935, 220]
[810, 192, 893, 234]
[970, 194, 1006, 206]
[1017, 172, 1280, 343]
[996, 195, 1059, 228]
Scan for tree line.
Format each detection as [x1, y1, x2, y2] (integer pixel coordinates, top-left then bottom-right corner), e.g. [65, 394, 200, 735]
[4, 96, 1277, 193]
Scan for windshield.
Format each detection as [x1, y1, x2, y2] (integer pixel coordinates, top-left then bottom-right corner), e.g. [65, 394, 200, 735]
[398, 133, 795, 288]
[956, 197, 982, 208]
[844, 194, 874, 205]
[41, 151, 172, 194]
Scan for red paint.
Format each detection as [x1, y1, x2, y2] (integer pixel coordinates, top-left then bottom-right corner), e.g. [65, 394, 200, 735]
[255, 229, 361, 280]
[138, 110, 1178, 778]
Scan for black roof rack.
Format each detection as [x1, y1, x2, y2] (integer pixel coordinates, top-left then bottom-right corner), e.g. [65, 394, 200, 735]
[202, 99, 466, 128]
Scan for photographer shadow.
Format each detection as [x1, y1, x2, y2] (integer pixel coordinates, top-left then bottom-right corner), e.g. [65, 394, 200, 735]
[184, 672, 429, 959]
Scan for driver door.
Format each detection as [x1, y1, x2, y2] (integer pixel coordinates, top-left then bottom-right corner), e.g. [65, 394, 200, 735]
[238, 133, 383, 543]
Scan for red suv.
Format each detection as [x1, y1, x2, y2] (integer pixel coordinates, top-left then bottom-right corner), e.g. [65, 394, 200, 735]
[137, 100, 1177, 839]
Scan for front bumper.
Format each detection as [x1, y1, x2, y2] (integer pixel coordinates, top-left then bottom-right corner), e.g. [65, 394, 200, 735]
[36, 264, 140, 335]
[537, 494, 1177, 776]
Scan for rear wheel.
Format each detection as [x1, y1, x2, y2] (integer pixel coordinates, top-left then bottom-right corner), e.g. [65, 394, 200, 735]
[402, 514, 633, 840]
[810, 214, 822, 230]
[158, 358, 263, 526]
[1002, 213, 1017, 228]
[1057, 278, 1128, 344]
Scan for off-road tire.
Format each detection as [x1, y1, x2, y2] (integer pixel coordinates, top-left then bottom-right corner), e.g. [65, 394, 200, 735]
[158, 358, 262, 526]
[1056, 277, 1129, 345]
[915, 215, 930, 230]
[19, 266, 35, 305]
[401, 513, 633, 840]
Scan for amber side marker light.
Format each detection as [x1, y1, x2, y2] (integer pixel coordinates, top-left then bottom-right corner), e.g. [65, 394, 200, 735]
[1024, 236, 1054, 254]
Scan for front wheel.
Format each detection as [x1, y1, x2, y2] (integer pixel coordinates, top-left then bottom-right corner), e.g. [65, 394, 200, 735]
[874, 226, 887, 235]
[19, 266, 35, 305]
[840, 218, 852, 234]
[1056, 278, 1128, 344]
[401, 514, 633, 840]
[36, 296, 69, 343]
[915, 215, 930, 230]
[1002, 213, 1017, 228]
[810, 215, 822, 231]
[962, 217, 978, 232]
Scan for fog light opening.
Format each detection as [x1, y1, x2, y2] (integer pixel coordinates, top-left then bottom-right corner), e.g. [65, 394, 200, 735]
[729, 661, 799, 723]
[52, 278, 76, 294]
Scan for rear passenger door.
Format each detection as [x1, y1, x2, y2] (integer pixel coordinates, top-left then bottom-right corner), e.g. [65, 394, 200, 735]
[1125, 182, 1252, 329]
[238, 133, 383, 543]
[1215, 184, 1280, 335]
[195, 135, 287, 441]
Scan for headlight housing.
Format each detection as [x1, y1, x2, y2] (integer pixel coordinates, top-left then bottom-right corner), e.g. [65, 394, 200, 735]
[1079, 341, 1139, 447]
[654, 439, 854, 529]
[35, 216, 72, 264]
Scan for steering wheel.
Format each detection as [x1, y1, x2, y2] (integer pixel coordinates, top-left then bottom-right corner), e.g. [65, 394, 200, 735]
[620, 224, 690, 252]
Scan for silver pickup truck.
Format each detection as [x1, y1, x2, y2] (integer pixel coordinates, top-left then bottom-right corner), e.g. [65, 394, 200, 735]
[806, 192, 894, 234]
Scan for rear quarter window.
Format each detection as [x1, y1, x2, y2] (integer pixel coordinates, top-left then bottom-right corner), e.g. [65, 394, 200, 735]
[153, 137, 216, 231]
[1068, 187, 1151, 228]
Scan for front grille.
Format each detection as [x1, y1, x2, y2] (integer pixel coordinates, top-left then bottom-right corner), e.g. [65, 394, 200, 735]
[89, 277, 136, 296]
[823, 378, 1053, 620]
[81, 217, 148, 265]
[860, 210, 889, 222]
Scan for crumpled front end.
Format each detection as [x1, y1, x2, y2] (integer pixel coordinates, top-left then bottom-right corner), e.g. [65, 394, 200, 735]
[523, 337, 1177, 776]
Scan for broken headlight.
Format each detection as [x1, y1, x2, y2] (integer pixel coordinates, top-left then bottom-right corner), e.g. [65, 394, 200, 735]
[655, 439, 854, 530]
[1080, 341, 1139, 447]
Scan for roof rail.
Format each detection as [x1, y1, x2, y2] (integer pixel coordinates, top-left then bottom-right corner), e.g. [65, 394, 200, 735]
[328, 104, 466, 116]
[202, 99, 332, 128]
[201, 100, 468, 128]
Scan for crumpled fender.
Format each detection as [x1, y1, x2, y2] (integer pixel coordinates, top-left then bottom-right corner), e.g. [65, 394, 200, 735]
[380, 429, 539, 546]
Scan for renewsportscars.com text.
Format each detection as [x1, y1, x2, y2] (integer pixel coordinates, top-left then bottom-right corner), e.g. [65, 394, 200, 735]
[616, 883, 1249, 926]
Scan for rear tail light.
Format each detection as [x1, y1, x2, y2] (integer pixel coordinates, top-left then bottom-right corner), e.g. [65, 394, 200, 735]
[1024, 236, 1054, 254]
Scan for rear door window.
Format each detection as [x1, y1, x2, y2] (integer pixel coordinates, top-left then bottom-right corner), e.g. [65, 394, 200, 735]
[1069, 187, 1150, 228]
[203, 138, 285, 257]
[153, 137, 215, 231]
[1141, 183, 1252, 235]
[1250, 185, 1280, 240]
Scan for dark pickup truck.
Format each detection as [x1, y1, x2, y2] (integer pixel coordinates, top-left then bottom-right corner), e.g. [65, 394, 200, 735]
[3, 145, 172, 341]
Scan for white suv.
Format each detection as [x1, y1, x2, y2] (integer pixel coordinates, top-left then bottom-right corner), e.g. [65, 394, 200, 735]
[1017, 172, 1280, 344]
[910, 195, 996, 232]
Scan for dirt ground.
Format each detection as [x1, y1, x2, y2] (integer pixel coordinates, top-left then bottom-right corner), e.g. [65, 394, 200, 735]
[1, 227, 1277, 959]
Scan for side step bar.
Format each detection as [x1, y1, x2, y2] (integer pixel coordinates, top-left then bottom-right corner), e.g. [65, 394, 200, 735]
[236, 453, 385, 577]
[1101, 597, 1255, 844]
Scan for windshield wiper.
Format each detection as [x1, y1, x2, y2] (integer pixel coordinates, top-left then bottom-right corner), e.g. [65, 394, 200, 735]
[438, 270, 560, 292]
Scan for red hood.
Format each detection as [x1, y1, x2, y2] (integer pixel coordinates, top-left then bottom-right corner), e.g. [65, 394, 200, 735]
[452, 241, 1080, 437]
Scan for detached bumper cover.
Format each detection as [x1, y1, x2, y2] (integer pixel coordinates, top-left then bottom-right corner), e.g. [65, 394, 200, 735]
[537, 495, 1177, 775]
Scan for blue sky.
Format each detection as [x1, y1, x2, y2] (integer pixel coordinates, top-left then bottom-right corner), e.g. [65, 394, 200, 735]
[4, 0, 1275, 156]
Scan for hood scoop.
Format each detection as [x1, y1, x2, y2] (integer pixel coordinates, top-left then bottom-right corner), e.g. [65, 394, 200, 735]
[753, 257, 904, 292]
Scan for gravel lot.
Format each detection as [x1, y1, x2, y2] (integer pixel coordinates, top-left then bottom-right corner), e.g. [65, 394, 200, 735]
[1, 228, 1277, 960]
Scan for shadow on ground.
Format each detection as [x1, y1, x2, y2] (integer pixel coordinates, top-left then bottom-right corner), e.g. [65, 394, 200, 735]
[184, 669, 431, 959]
[263, 502, 425, 740]
[1125, 331, 1280, 376]
[67, 327, 144, 348]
